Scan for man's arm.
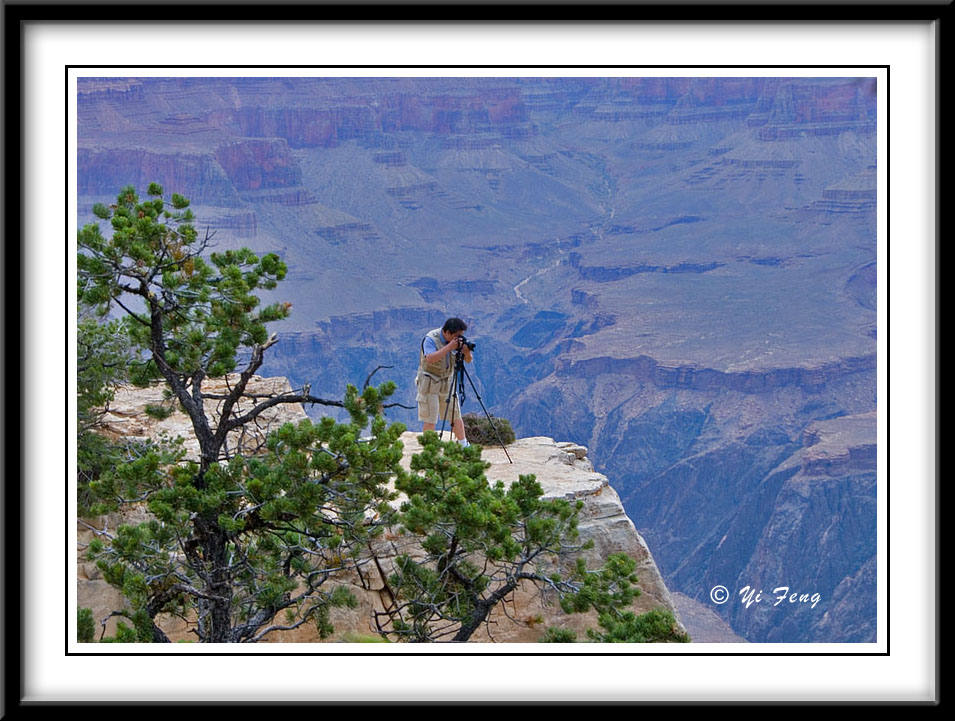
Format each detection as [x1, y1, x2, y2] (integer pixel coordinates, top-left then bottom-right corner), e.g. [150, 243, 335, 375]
[424, 335, 473, 364]
[424, 336, 454, 364]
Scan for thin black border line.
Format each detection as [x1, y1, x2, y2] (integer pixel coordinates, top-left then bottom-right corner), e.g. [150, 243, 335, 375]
[932, 13, 939, 711]
[67, 68, 888, 658]
[8, 6, 955, 22]
[9, 700, 943, 709]
[69, 64, 892, 68]
[885, 65, 890, 667]
[11, 701, 942, 710]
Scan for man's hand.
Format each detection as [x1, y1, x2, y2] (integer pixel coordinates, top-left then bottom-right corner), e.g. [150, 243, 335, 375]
[456, 336, 474, 363]
[426, 330, 473, 364]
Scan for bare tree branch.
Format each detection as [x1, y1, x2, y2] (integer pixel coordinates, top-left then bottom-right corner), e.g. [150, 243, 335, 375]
[363, 365, 393, 390]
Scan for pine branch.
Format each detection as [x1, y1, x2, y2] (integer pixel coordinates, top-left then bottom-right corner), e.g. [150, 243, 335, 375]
[221, 390, 347, 432]
[363, 365, 393, 390]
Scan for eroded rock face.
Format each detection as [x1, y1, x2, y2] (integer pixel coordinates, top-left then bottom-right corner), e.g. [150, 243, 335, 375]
[95, 375, 305, 459]
[670, 592, 748, 643]
[76, 76, 878, 644]
[78, 379, 685, 643]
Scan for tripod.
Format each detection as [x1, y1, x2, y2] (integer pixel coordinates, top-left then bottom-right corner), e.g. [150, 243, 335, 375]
[440, 345, 513, 464]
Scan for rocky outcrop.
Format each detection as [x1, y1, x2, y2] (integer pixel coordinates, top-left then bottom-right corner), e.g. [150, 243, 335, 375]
[665, 78, 764, 125]
[555, 353, 876, 393]
[576, 260, 723, 282]
[197, 208, 258, 237]
[93, 376, 306, 461]
[220, 107, 343, 148]
[506, 358, 877, 644]
[812, 166, 877, 213]
[780, 412, 878, 479]
[670, 592, 748, 643]
[373, 151, 408, 166]
[78, 378, 685, 643]
[76, 147, 242, 207]
[166, 82, 534, 145]
[286, 433, 685, 644]
[314, 222, 380, 246]
[410, 277, 497, 302]
[214, 139, 301, 191]
[78, 77, 875, 157]
[846, 261, 877, 312]
[441, 134, 505, 150]
[723, 413, 877, 642]
[238, 187, 316, 207]
[380, 165, 440, 199]
[77, 78, 147, 105]
[308, 308, 448, 341]
[572, 78, 690, 121]
[758, 79, 877, 140]
[618, 77, 693, 104]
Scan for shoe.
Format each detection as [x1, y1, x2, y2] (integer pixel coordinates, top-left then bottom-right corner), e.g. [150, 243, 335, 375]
[457, 439, 470, 447]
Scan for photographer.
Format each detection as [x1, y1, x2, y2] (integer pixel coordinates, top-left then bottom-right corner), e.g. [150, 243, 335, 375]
[416, 317, 474, 446]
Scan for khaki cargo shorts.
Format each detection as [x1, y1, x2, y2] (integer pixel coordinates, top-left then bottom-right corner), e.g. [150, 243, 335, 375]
[416, 373, 461, 424]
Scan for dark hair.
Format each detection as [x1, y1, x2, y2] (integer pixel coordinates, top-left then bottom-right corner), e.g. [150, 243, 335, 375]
[443, 317, 468, 334]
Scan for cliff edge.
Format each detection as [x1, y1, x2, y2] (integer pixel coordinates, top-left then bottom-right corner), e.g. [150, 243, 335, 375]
[78, 376, 687, 643]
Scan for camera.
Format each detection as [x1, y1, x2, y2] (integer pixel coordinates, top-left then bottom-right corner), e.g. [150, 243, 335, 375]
[456, 336, 476, 351]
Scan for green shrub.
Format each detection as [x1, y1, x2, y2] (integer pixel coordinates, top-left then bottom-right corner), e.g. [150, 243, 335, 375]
[340, 631, 389, 643]
[540, 608, 691, 644]
[77, 607, 95, 643]
[539, 627, 577, 643]
[586, 608, 691, 643]
[144, 403, 175, 420]
[98, 622, 139, 643]
[462, 413, 516, 446]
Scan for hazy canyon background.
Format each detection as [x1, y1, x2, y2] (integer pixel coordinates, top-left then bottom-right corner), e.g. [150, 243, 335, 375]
[77, 76, 878, 642]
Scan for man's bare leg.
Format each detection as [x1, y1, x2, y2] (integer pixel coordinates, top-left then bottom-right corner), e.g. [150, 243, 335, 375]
[451, 417, 466, 442]
[422, 419, 467, 442]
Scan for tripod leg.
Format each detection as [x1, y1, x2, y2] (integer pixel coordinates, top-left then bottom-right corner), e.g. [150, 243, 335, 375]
[452, 365, 467, 445]
[439, 370, 458, 442]
[448, 376, 458, 440]
[447, 364, 465, 443]
[459, 362, 512, 463]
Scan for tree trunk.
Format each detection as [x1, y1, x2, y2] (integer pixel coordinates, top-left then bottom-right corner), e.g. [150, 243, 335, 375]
[197, 520, 233, 642]
[452, 579, 518, 642]
[452, 609, 489, 642]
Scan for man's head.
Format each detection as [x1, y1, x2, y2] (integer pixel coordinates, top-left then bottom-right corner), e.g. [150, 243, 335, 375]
[442, 317, 468, 341]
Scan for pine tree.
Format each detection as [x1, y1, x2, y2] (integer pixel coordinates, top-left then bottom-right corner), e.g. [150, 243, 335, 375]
[77, 312, 134, 513]
[78, 183, 659, 644]
[373, 432, 641, 642]
[78, 184, 407, 642]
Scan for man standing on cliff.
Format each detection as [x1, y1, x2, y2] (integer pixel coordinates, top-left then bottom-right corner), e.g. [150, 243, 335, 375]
[416, 318, 473, 446]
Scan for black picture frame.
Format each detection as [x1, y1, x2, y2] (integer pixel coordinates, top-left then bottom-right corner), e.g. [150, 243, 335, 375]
[4, 1, 942, 709]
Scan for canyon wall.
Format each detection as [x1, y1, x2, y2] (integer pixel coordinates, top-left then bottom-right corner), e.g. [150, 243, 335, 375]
[77, 76, 879, 642]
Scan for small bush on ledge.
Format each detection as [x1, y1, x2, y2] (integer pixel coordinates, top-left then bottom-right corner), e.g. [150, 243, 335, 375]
[539, 607, 691, 643]
[462, 413, 516, 446]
